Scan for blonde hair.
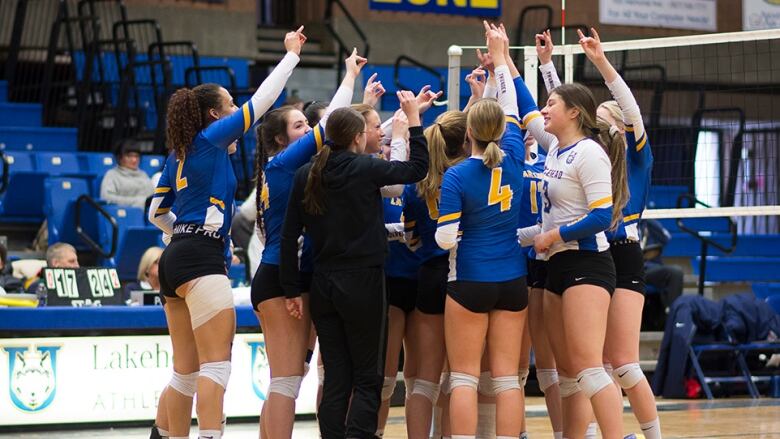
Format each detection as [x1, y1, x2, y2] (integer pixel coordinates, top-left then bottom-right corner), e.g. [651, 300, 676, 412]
[467, 99, 506, 169]
[598, 100, 626, 132]
[552, 84, 629, 230]
[416, 111, 468, 202]
[137, 247, 163, 283]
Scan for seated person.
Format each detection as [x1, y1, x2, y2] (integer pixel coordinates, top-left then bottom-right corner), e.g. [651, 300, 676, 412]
[123, 247, 163, 302]
[0, 243, 23, 294]
[100, 140, 154, 207]
[640, 219, 684, 311]
[25, 242, 80, 293]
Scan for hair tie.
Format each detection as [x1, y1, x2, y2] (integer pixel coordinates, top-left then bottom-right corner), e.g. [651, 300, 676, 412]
[609, 125, 620, 137]
[590, 127, 600, 136]
[323, 139, 335, 147]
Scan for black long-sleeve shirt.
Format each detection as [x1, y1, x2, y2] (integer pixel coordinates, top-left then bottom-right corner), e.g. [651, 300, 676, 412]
[280, 126, 429, 298]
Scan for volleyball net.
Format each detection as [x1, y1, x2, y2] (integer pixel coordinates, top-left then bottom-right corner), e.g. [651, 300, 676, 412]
[446, 29, 780, 235]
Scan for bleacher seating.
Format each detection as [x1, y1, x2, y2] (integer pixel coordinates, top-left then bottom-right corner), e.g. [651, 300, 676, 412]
[98, 205, 162, 282]
[36, 152, 83, 176]
[140, 154, 165, 177]
[43, 177, 99, 251]
[79, 152, 116, 195]
[0, 151, 47, 223]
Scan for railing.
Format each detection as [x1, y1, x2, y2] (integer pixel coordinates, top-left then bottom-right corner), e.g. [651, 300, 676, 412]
[393, 55, 446, 104]
[76, 194, 118, 259]
[324, 0, 369, 87]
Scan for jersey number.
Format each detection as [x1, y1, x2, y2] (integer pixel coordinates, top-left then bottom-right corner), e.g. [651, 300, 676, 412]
[529, 181, 540, 214]
[176, 157, 188, 191]
[260, 181, 270, 210]
[488, 168, 513, 212]
[540, 180, 551, 214]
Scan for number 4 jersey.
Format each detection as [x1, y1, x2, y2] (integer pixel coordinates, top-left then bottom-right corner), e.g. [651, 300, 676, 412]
[436, 116, 527, 282]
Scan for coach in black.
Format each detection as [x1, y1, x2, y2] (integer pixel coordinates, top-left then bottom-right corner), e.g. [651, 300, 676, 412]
[280, 92, 428, 438]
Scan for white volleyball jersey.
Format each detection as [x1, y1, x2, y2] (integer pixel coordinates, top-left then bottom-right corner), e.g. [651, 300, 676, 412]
[541, 138, 613, 256]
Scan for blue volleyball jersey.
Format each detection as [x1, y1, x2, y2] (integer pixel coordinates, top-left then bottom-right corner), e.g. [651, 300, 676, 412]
[519, 142, 546, 259]
[259, 124, 325, 266]
[384, 194, 420, 279]
[606, 127, 653, 242]
[403, 184, 448, 263]
[152, 108, 249, 240]
[437, 116, 527, 282]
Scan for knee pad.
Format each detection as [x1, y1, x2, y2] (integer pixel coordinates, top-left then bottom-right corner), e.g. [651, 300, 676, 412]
[439, 372, 451, 395]
[404, 377, 416, 399]
[303, 361, 311, 377]
[449, 372, 479, 391]
[492, 375, 521, 394]
[558, 375, 580, 398]
[382, 376, 397, 401]
[603, 362, 613, 376]
[613, 363, 644, 389]
[183, 275, 234, 329]
[536, 368, 559, 393]
[576, 367, 613, 399]
[411, 379, 441, 403]
[518, 368, 530, 388]
[268, 375, 303, 399]
[317, 364, 325, 385]
[478, 372, 495, 397]
[169, 371, 199, 397]
[200, 361, 232, 390]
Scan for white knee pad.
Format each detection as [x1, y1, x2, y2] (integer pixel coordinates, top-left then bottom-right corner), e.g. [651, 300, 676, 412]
[317, 364, 325, 385]
[200, 361, 232, 389]
[449, 372, 479, 391]
[558, 375, 580, 398]
[478, 372, 495, 397]
[404, 377, 416, 399]
[169, 371, 199, 397]
[536, 368, 559, 393]
[492, 375, 522, 394]
[603, 362, 613, 376]
[382, 376, 397, 401]
[183, 275, 234, 329]
[613, 363, 644, 389]
[268, 375, 303, 399]
[412, 378, 441, 403]
[518, 368, 530, 388]
[576, 367, 613, 399]
[439, 372, 451, 395]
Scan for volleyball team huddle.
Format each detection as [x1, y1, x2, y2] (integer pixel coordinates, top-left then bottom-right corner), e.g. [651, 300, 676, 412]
[147, 20, 659, 439]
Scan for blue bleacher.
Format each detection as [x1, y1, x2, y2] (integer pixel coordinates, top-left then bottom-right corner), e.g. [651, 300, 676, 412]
[665, 234, 780, 258]
[0, 126, 78, 151]
[97, 205, 162, 281]
[140, 154, 165, 177]
[0, 102, 42, 127]
[693, 256, 780, 283]
[0, 81, 7, 102]
[0, 151, 47, 223]
[43, 177, 100, 250]
[753, 283, 780, 300]
[79, 152, 116, 195]
[35, 152, 82, 175]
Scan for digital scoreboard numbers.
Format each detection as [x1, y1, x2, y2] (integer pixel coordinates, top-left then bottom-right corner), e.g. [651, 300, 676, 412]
[43, 268, 123, 307]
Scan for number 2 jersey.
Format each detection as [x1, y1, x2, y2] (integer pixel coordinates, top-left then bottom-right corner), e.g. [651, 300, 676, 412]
[436, 116, 527, 282]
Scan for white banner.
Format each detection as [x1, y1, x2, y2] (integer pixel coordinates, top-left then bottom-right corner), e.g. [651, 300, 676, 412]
[743, 0, 780, 30]
[0, 335, 318, 425]
[599, 0, 717, 31]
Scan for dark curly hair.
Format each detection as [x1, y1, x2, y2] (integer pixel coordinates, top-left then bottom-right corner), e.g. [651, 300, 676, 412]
[166, 83, 223, 160]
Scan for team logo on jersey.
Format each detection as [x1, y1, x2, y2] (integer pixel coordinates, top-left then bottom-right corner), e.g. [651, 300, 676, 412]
[247, 340, 270, 401]
[3, 345, 60, 412]
[565, 151, 577, 164]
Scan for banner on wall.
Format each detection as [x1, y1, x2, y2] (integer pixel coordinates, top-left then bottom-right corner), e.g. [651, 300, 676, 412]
[743, 0, 780, 30]
[369, 0, 501, 17]
[599, 0, 717, 31]
[0, 335, 318, 425]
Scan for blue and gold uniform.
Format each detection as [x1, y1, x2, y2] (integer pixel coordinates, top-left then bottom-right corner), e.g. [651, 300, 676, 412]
[606, 126, 653, 242]
[384, 194, 420, 313]
[520, 143, 549, 289]
[251, 124, 325, 307]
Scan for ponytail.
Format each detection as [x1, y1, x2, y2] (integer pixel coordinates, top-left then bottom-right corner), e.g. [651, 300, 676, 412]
[417, 111, 468, 202]
[254, 125, 269, 234]
[303, 146, 331, 215]
[594, 118, 629, 231]
[482, 141, 504, 169]
[255, 107, 297, 231]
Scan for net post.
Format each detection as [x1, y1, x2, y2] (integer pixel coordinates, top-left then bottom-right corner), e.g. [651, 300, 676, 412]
[563, 43, 574, 84]
[447, 45, 463, 112]
[523, 46, 539, 103]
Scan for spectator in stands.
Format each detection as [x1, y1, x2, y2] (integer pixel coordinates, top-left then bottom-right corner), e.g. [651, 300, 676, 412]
[123, 247, 163, 301]
[0, 243, 23, 294]
[25, 243, 80, 293]
[641, 219, 684, 310]
[100, 140, 154, 207]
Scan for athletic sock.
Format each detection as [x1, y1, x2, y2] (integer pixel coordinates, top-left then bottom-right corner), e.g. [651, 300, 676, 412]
[198, 430, 221, 439]
[584, 422, 598, 439]
[553, 432, 563, 439]
[640, 418, 662, 439]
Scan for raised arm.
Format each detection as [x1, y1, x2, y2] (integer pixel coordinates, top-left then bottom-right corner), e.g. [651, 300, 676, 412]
[380, 109, 410, 198]
[320, 48, 367, 126]
[536, 30, 562, 93]
[203, 27, 305, 148]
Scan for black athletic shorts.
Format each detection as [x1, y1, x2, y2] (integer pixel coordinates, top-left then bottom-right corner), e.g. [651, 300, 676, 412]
[386, 276, 417, 313]
[447, 276, 528, 313]
[158, 234, 227, 298]
[609, 240, 646, 295]
[415, 254, 449, 314]
[545, 250, 616, 296]
[251, 263, 314, 309]
[527, 258, 548, 289]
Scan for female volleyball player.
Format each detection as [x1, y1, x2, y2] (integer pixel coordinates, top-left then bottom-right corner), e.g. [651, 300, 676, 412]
[148, 27, 307, 439]
[579, 28, 661, 439]
[513, 27, 630, 439]
[434, 24, 528, 439]
[280, 93, 429, 438]
[251, 48, 366, 438]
